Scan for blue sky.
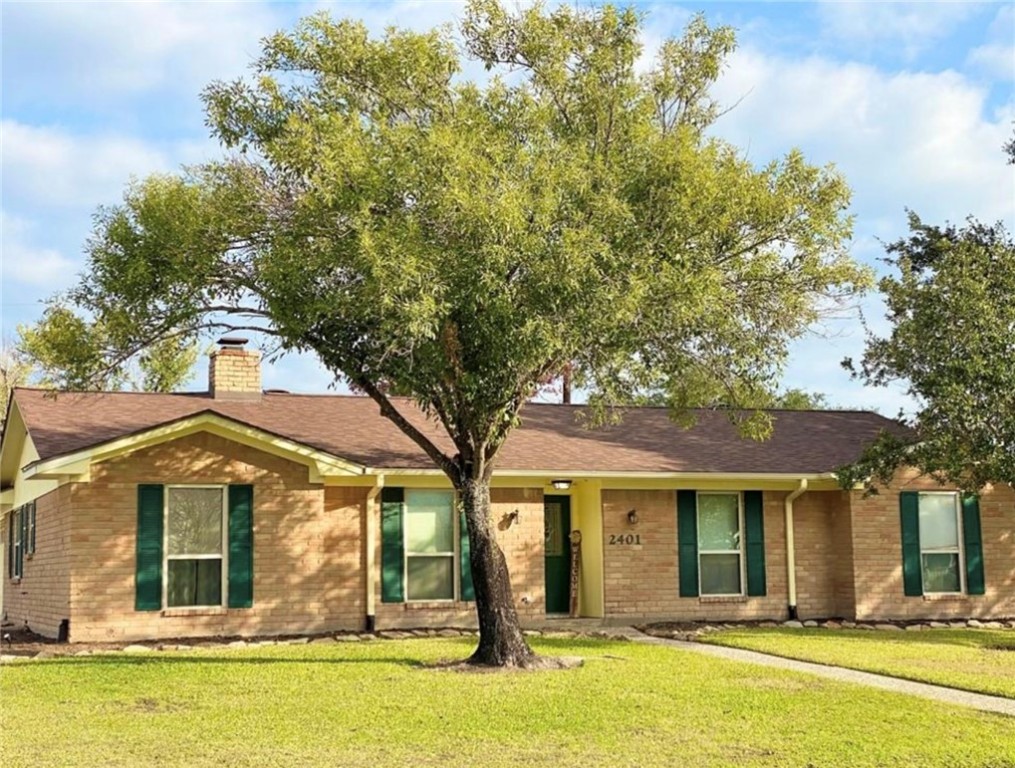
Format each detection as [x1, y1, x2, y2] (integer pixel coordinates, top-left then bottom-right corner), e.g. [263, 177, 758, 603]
[2, 1, 1013, 414]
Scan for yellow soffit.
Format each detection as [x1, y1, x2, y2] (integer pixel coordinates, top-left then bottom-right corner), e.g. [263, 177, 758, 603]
[23, 412, 368, 483]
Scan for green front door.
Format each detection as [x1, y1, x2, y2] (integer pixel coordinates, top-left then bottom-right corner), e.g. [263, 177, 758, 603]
[544, 495, 572, 614]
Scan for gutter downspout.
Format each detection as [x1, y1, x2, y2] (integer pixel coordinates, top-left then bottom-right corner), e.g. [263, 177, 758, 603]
[785, 479, 808, 621]
[365, 474, 385, 633]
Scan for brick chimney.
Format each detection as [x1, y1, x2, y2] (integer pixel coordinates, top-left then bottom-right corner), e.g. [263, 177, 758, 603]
[209, 337, 261, 400]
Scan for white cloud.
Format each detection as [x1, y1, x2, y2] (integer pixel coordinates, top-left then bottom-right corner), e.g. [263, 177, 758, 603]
[711, 48, 1015, 228]
[1, 1, 285, 105]
[702, 43, 1014, 412]
[966, 43, 1015, 81]
[0, 120, 183, 208]
[816, 1, 983, 60]
[0, 212, 78, 289]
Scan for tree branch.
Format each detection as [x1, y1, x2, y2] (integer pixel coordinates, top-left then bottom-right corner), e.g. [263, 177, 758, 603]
[355, 376, 459, 481]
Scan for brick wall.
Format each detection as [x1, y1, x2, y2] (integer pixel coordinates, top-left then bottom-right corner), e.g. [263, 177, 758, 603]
[792, 492, 839, 619]
[374, 487, 545, 629]
[68, 432, 365, 642]
[850, 469, 1015, 620]
[3, 485, 72, 637]
[601, 489, 791, 622]
[830, 492, 856, 618]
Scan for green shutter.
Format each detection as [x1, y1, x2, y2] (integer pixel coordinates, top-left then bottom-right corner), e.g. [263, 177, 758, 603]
[381, 487, 405, 603]
[899, 491, 922, 597]
[677, 490, 699, 597]
[228, 485, 254, 608]
[7, 511, 12, 578]
[459, 509, 475, 601]
[961, 494, 985, 596]
[29, 502, 36, 554]
[136, 485, 164, 611]
[744, 491, 766, 597]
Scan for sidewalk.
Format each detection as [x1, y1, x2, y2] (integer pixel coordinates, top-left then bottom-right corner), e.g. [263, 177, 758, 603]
[616, 627, 1015, 717]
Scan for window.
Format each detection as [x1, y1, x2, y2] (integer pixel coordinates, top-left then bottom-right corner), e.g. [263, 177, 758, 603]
[165, 486, 226, 607]
[7, 502, 34, 579]
[697, 492, 744, 596]
[404, 489, 455, 601]
[918, 493, 963, 594]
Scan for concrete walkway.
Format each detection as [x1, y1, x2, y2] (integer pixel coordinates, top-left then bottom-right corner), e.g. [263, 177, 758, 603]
[616, 627, 1015, 717]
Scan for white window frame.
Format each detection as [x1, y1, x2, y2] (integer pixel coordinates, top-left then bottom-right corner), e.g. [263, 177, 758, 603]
[697, 491, 746, 597]
[403, 489, 459, 604]
[918, 491, 965, 596]
[162, 484, 229, 609]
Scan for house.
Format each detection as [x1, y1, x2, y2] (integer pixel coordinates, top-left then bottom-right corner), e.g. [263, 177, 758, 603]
[2, 340, 1013, 643]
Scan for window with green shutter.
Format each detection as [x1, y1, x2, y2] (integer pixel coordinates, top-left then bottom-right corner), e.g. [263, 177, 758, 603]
[900, 491, 985, 597]
[678, 491, 764, 598]
[381, 488, 472, 603]
[136, 484, 253, 611]
[6, 504, 34, 579]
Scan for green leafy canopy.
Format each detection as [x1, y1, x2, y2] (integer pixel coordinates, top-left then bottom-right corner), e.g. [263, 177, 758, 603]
[31, 1, 869, 484]
[841, 213, 1015, 493]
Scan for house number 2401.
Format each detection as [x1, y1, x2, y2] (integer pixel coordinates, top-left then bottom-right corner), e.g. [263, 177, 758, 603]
[608, 534, 641, 545]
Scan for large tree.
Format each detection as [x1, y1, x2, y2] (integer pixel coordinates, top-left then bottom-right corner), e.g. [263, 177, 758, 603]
[841, 214, 1015, 493]
[37, 1, 868, 666]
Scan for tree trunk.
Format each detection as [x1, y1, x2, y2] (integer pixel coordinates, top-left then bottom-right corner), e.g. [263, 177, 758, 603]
[460, 476, 536, 667]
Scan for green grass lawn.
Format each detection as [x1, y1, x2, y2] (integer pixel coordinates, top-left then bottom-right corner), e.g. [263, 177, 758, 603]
[2, 637, 1013, 767]
[701, 628, 1015, 700]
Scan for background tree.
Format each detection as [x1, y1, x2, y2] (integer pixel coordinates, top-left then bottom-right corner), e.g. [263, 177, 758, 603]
[631, 385, 829, 410]
[33, 1, 869, 666]
[841, 213, 1015, 493]
[0, 342, 33, 431]
[17, 307, 199, 393]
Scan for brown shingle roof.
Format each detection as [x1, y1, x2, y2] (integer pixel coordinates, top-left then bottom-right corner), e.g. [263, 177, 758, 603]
[11, 388, 906, 475]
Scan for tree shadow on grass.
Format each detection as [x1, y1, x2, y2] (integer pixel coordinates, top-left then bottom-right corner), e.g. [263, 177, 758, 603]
[24, 655, 423, 667]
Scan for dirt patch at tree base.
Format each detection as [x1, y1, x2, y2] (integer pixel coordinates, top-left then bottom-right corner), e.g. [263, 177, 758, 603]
[423, 655, 584, 673]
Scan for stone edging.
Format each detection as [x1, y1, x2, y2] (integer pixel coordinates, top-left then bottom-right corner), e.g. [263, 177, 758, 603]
[0, 627, 631, 664]
[639, 618, 1015, 642]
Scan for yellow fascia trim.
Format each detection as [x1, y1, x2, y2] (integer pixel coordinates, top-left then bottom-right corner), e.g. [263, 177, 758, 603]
[24, 413, 367, 483]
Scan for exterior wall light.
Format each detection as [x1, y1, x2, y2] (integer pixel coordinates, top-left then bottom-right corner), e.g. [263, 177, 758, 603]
[550, 479, 572, 490]
[627, 509, 639, 525]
